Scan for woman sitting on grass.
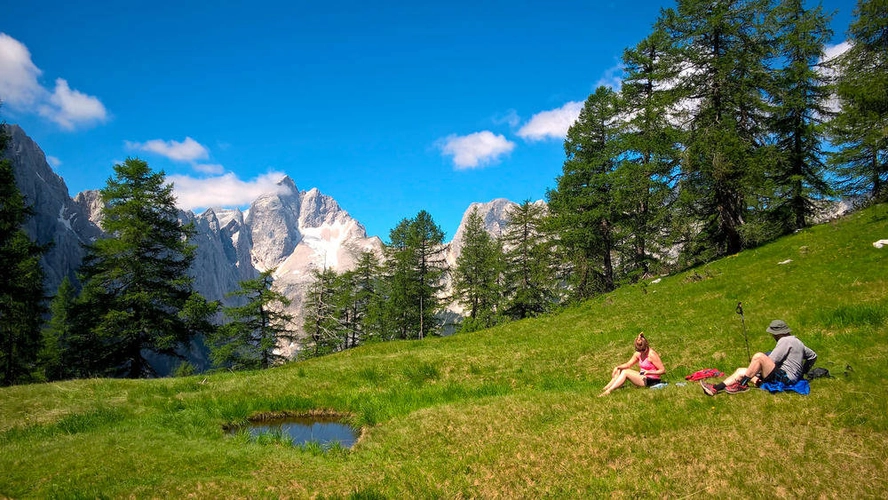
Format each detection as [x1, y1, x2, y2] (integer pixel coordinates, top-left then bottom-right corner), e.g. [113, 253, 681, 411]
[599, 333, 665, 397]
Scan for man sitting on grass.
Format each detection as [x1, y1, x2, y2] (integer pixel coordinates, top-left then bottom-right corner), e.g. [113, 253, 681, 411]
[702, 320, 817, 396]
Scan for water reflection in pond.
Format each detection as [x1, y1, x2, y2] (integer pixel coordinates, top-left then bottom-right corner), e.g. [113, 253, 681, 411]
[234, 415, 358, 449]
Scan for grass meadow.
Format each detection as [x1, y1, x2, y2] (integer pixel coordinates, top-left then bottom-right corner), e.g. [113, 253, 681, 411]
[1, 204, 887, 498]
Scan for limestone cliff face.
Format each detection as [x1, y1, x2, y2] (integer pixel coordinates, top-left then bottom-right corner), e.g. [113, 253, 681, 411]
[246, 176, 303, 272]
[185, 209, 254, 305]
[442, 198, 519, 320]
[447, 198, 517, 268]
[2, 124, 103, 292]
[73, 189, 104, 228]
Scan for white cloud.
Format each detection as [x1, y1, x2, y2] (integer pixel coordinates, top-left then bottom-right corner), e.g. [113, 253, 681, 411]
[0, 33, 44, 109]
[439, 131, 515, 169]
[126, 137, 210, 162]
[193, 163, 225, 175]
[168, 171, 289, 211]
[38, 78, 108, 129]
[517, 101, 584, 141]
[0, 33, 107, 130]
[595, 63, 625, 90]
[46, 155, 62, 168]
[492, 109, 521, 128]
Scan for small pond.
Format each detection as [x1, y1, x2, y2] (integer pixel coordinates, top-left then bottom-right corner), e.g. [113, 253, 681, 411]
[230, 414, 358, 449]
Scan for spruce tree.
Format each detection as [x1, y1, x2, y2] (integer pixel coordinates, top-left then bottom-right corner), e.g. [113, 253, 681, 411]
[385, 210, 447, 339]
[0, 123, 48, 385]
[765, 0, 834, 233]
[501, 200, 557, 319]
[452, 207, 505, 332]
[212, 269, 295, 369]
[827, 0, 888, 202]
[76, 158, 208, 378]
[618, 28, 683, 279]
[548, 86, 622, 299]
[659, 0, 773, 259]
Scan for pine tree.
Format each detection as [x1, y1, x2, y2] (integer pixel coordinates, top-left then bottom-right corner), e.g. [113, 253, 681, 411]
[501, 200, 557, 319]
[75, 158, 209, 378]
[212, 269, 295, 369]
[659, 0, 773, 259]
[301, 266, 342, 357]
[349, 250, 387, 343]
[764, 0, 834, 233]
[827, 0, 888, 202]
[0, 123, 48, 386]
[40, 277, 84, 380]
[618, 28, 683, 279]
[548, 86, 623, 300]
[452, 207, 505, 332]
[385, 210, 447, 339]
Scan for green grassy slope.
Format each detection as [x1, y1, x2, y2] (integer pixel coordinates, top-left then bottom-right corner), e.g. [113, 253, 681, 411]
[2, 205, 887, 499]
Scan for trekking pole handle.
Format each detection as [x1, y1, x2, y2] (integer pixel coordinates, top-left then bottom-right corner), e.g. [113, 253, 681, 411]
[736, 302, 743, 317]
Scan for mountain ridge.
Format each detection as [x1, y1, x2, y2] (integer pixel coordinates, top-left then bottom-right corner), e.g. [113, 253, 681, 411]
[2, 123, 515, 359]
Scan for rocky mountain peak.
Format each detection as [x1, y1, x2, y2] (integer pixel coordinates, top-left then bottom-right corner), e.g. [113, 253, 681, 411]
[276, 175, 298, 193]
[449, 198, 518, 260]
[246, 177, 303, 272]
[74, 189, 104, 227]
[299, 187, 347, 228]
[2, 124, 103, 292]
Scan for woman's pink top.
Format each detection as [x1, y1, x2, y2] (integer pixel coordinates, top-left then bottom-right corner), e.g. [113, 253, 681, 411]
[639, 354, 660, 380]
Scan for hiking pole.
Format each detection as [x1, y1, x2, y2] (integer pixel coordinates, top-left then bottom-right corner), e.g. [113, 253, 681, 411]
[736, 302, 750, 363]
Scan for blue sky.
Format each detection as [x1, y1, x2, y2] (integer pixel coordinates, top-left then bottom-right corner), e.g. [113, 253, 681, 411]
[1, 0, 855, 241]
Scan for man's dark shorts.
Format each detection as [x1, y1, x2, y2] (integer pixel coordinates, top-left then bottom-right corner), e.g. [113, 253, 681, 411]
[762, 368, 792, 385]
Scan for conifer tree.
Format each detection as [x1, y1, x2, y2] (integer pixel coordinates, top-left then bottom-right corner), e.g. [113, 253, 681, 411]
[331, 269, 359, 350]
[0, 123, 47, 385]
[452, 207, 505, 332]
[765, 0, 834, 233]
[301, 266, 342, 357]
[827, 0, 888, 202]
[501, 200, 557, 319]
[349, 250, 387, 342]
[40, 277, 86, 380]
[76, 158, 209, 378]
[385, 210, 447, 339]
[548, 86, 623, 299]
[331, 249, 386, 347]
[618, 28, 683, 279]
[659, 0, 772, 259]
[212, 269, 295, 368]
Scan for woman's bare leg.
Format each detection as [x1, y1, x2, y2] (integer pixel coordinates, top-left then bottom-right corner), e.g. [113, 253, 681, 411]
[599, 370, 645, 396]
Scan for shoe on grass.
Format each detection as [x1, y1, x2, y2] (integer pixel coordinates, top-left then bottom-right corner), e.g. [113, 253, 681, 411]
[725, 382, 749, 394]
[700, 381, 719, 396]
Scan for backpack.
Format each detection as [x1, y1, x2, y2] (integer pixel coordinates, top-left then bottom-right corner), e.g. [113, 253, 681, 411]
[805, 367, 831, 380]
